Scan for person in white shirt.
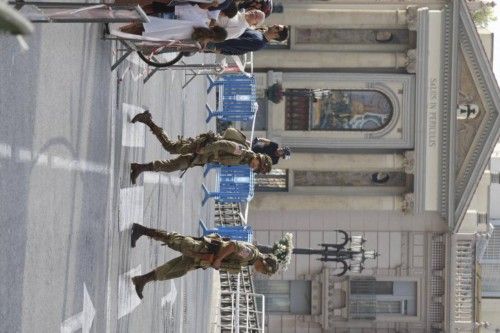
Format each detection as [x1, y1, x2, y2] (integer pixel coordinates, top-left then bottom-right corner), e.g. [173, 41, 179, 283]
[121, 4, 228, 43]
[217, 9, 264, 39]
[141, 16, 227, 42]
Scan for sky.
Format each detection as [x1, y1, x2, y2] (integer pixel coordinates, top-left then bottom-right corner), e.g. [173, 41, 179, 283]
[492, 6, 500, 79]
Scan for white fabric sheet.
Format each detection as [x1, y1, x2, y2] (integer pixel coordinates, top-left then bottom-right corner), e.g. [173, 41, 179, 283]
[142, 15, 208, 40]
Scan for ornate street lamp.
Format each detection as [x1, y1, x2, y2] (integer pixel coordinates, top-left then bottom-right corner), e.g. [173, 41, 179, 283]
[258, 230, 379, 276]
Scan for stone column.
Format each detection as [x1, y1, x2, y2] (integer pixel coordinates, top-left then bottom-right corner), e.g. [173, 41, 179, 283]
[254, 50, 409, 70]
[267, 7, 414, 29]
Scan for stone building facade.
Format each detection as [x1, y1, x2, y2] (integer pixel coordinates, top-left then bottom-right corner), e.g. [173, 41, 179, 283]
[241, 0, 500, 332]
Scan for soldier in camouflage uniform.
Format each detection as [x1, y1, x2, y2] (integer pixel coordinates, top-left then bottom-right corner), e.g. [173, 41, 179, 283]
[130, 223, 279, 299]
[129, 111, 272, 184]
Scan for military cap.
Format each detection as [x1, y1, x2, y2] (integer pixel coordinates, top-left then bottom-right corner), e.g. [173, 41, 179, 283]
[257, 153, 272, 174]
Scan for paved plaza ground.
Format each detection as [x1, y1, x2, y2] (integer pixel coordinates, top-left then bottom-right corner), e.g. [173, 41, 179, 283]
[0, 20, 219, 333]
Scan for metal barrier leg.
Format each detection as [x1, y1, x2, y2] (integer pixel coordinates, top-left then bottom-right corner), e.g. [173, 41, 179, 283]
[201, 184, 217, 206]
[206, 76, 223, 94]
[203, 163, 220, 177]
[143, 66, 159, 84]
[206, 76, 215, 94]
[203, 164, 210, 177]
[205, 104, 215, 123]
[112, 48, 133, 71]
[182, 73, 198, 89]
[199, 219, 208, 234]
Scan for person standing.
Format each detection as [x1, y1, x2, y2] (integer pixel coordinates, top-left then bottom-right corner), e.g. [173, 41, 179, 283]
[207, 24, 288, 55]
[217, 9, 265, 39]
[251, 137, 291, 165]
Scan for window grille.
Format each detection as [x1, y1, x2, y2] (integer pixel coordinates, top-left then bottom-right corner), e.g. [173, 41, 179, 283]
[350, 280, 393, 295]
[431, 237, 445, 271]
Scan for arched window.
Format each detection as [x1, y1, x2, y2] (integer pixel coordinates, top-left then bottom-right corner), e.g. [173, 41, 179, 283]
[285, 89, 393, 131]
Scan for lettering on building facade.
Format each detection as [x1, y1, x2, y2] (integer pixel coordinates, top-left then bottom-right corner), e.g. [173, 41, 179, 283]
[428, 78, 439, 147]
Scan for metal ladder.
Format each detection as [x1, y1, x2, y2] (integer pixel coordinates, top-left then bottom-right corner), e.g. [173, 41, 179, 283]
[214, 202, 263, 333]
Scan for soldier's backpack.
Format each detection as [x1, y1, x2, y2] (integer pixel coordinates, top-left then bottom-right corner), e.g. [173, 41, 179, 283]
[222, 128, 249, 148]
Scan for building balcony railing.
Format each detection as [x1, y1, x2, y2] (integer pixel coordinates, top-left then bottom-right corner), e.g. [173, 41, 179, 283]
[450, 234, 478, 332]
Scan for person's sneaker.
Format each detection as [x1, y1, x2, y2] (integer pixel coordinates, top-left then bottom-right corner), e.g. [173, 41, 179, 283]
[131, 110, 152, 124]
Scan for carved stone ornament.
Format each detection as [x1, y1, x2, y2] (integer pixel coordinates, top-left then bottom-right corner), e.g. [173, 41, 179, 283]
[457, 103, 480, 120]
[401, 192, 415, 214]
[403, 151, 415, 174]
[406, 49, 417, 74]
[406, 6, 418, 31]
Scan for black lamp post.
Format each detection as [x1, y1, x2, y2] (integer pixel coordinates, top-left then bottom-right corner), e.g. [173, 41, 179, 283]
[257, 230, 379, 276]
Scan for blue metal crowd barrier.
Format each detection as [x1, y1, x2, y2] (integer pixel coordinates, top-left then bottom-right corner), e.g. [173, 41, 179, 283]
[206, 74, 257, 123]
[199, 220, 254, 242]
[202, 164, 255, 205]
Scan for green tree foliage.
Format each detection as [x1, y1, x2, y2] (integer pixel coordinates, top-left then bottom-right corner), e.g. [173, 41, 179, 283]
[472, 5, 497, 28]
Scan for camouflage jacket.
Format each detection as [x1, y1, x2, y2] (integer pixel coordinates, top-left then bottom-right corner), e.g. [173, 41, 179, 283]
[195, 235, 260, 274]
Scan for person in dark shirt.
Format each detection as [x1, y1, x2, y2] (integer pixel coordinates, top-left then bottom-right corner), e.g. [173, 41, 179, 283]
[252, 137, 291, 165]
[208, 24, 288, 55]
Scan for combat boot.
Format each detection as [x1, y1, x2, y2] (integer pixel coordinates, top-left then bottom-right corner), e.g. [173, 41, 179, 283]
[131, 110, 152, 125]
[131, 110, 163, 132]
[131, 271, 156, 299]
[131, 223, 158, 248]
[130, 162, 154, 185]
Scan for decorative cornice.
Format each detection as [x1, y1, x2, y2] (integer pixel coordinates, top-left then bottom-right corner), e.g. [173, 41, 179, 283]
[440, 4, 454, 221]
[453, 0, 500, 231]
[447, 1, 460, 230]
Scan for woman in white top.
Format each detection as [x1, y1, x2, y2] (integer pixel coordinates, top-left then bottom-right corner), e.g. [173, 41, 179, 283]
[217, 9, 265, 39]
[140, 5, 228, 43]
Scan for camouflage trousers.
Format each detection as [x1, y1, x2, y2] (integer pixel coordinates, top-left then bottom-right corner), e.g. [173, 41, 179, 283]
[152, 154, 196, 173]
[150, 231, 211, 281]
[148, 124, 216, 173]
[149, 124, 215, 155]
